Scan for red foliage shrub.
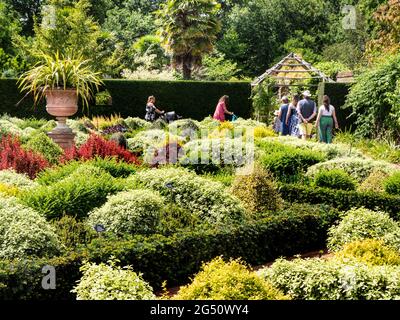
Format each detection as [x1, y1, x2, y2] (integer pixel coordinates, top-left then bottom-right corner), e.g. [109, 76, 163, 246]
[0, 135, 49, 179]
[62, 134, 139, 164]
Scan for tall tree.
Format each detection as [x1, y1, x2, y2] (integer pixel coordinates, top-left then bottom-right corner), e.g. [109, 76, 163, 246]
[156, 0, 221, 79]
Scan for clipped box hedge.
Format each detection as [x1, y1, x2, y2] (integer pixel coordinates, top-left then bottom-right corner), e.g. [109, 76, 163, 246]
[0, 206, 338, 300]
[279, 183, 400, 220]
[0, 79, 252, 120]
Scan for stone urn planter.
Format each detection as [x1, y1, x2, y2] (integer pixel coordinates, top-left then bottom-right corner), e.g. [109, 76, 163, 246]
[46, 89, 79, 150]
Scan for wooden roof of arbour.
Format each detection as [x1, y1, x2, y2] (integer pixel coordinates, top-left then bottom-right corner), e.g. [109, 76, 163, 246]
[252, 52, 335, 86]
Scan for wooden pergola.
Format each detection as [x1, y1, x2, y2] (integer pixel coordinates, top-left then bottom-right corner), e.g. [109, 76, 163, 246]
[251, 53, 335, 98]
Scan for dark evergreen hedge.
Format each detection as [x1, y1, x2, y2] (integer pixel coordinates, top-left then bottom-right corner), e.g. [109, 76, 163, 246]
[279, 183, 400, 220]
[0, 205, 338, 300]
[0, 79, 252, 120]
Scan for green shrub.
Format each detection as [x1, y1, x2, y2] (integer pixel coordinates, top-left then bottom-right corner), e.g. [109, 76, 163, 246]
[278, 183, 400, 219]
[87, 190, 164, 236]
[384, 172, 400, 196]
[174, 256, 289, 300]
[17, 118, 49, 130]
[157, 203, 203, 236]
[259, 257, 400, 300]
[24, 132, 64, 164]
[231, 164, 283, 213]
[262, 136, 362, 160]
[124, 117, 151, 131]
[314, 169, 357, 191]
[0, 197, 62, 259]
[327, 208, 400, 252]
[307, 157, 398, 183]
[37, 157, 136, 185]
[358, 169, 389, 193]
[52, 215, 97, 250]
[130, 167, 246, 223]
[168, 119, 200, 139]
[335, 239, 400, 266]
[258, 141, 325, 180]
[71, 259, 156, 300]
[180, 138, 254, 174]
[0, 169, 38, 189]
[85, 205, 338, 289]
[109, 133, 128, 149]
[0, 252, 84, 300]
[21, 165, 124, 220]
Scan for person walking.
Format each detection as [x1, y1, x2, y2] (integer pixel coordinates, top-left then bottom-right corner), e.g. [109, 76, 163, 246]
[297, 90, 317, 140]
[316, 95, 339, 144]
[286, 95, 300, 137]
[145, 96, 164, 122]
[278, 96, 290, 136]
[213, 95, 234, 122]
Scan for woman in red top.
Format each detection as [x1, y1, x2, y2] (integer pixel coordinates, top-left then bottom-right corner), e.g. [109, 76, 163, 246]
[213, 95, 234, 122]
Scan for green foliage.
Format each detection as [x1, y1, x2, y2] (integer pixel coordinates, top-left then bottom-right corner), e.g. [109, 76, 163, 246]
[344, 54, 400, 140]
[52, 215, 96, 250]
[278, 183, 400, 219]
[196, 51, 241, 81]
[359, 169, 389, 193]
[180, 138, 254, 174]
[307, 157, 398, 183]
[0, 197, 62, 259]
[87, 190, 164, 237]
[384, 172, 400, 196]
[0, 252, 84, 300]
[327, 208, 400, 252]
[335, 239, 400, 266]
[314, 169, 357, 191]
[258, 140, 325, 181]
[260, 257, 400, 300]
[314, 61, 349, 80]
[24, 132, 63, 164]
[18, 52, 103, 109]
[72, 259, 156, 300]
[124, 117, 152, 131]
[85, 205, 338, 289]
[174, 256, 289, 300]
[20, 165, 124, 220]
[156, 0, 221, 79]
[0, 169, 37, 189]
[36, 157, 136, 185]
[130, 167, 246, 223]
[251, 77, 277, 124]
[231, 164, 283, 213]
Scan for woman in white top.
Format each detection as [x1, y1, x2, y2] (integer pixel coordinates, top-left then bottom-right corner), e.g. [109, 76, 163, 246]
[316, 95, 339, 144]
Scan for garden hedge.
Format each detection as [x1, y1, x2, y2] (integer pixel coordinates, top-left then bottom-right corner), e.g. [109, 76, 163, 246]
[318, 82, 355, 130]
[0, 206, 338, 300]
[279, 183, 400, 220]
[0, 79, 252, 120]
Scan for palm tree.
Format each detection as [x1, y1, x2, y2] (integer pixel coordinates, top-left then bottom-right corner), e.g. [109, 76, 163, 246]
[156, 0, 221, 80]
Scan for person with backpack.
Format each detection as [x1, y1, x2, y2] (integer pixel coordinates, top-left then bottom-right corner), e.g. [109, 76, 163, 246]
[297, 90, 317, 140]
[316, 95, 339, 144]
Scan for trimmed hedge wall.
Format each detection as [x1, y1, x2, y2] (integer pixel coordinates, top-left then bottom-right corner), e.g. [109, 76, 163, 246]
[103, 80, 252, 120]
[279, 183, 400, 220]
[0, 206, 338, 300]
[318, 82, 355, 130]
[0, 79, 252, 120]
